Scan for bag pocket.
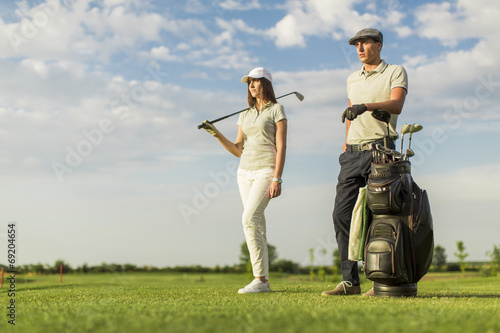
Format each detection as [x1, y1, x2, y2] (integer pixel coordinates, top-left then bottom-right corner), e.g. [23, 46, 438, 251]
[364, 220, 409, 285]
[367, 175, 403, 214]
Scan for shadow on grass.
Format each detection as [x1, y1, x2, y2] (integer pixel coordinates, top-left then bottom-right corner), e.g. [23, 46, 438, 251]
[270, 290, 313, 294]
[418, 294, 500, 299]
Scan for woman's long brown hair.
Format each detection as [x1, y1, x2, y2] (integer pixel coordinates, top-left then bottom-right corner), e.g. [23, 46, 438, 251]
[247, 78, 277, 108]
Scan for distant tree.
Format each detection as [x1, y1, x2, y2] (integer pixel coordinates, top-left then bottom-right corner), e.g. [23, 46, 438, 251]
[32, 263, 45, 274]
[123, 263, 137, 272]
[272, 259, 301, 273]
[486, 245, 500, 277]
[318, 249, 327, 281]
[81, 263, 89, 274]
[454, 241, 469, 274]
[331, 248, 341, 279]
[54, 260, 72, 274]
[332, 249, 341, 270]
[309, 248, 315, 281]
[432, 245, 447, 271]
[239, 241, 278, 271]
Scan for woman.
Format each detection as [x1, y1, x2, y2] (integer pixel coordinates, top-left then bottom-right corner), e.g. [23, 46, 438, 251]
[202, 67, 287, 294]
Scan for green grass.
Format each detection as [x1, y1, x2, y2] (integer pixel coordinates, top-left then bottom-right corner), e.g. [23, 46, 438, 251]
[1, 272, 499, 332]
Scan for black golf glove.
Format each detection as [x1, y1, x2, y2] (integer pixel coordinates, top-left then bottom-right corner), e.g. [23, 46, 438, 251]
[342, 104, 368, 123]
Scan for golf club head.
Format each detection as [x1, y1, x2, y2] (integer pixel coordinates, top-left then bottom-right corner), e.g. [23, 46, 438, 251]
[405, 148, 415, 160]
[409, 124, 423, 133]
[371, 110, 391, 124]
[400, 124, 411, 135]
[293, 92, 305, 101]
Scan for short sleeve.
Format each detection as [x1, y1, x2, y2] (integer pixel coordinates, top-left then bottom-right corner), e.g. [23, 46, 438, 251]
[391, 65, 408, 93]
[237, 111, 245, 126]
[272, 103, 287, 123]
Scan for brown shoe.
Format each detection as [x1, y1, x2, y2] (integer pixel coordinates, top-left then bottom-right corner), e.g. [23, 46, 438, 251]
[322, 281, 361, 296]
[362, 288, 375, 297]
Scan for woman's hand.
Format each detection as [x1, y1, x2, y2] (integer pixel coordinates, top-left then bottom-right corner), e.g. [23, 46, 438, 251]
[269, 181, 281, 198]
[202, 120, 219, 136]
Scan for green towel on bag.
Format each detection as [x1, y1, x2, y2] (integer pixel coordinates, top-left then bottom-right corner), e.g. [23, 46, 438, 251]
[358, 187, 370, 261]
[348, 186, 369, 261]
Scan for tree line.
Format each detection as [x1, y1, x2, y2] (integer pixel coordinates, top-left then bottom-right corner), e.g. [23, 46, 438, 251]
[2, 241, 499, 276]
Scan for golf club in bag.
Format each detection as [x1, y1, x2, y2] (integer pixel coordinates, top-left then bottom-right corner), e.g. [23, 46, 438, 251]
[197, 91, 304, 129]
[363, 110, 434, 297]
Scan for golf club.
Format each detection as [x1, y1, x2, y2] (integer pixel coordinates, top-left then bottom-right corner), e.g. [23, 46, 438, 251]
[369, 142, 403, 164]
[407, 124, 423, 150]
[197, 91, 304, 129]
[371, 110, 391, 148]
[405, 148, 415, 161]
[400, 124, 411, 154]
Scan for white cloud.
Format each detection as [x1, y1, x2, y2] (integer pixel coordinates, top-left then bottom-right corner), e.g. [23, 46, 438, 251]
[21, 58, 49, 78]
[272, 68, 352, 153]
[182, 70, 212, 81]
[0, 1, 268, 74]
[422, 164, 500, 202]
[268, 14, 305, 48]
[395, 25, 412, 38]
[219, 0, 261, 11]
[414, 0, 500, 46]
[147, 46, 182, 62]
[0, 1, 202, 64]
[266, 0, 406, 48]
[396, 0, 500, 125]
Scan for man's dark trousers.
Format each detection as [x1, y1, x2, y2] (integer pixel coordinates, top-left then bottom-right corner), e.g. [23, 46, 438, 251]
[332, 147, 372, 285]
[333, 141, 395, 285]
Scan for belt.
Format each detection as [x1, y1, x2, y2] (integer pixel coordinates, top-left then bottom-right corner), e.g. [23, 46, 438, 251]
[347, 143, 372, 151]
[347, 139, 394, 151]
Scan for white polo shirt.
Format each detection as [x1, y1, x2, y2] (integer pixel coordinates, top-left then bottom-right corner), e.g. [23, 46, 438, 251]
[346, 60, 408, 145]
[237, 102, 286, 170]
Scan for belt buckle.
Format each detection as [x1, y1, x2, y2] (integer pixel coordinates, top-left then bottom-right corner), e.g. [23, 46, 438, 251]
[355, 143, 371, 151]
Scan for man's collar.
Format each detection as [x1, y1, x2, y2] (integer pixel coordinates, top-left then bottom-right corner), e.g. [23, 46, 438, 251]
[359, 59, 388, 76]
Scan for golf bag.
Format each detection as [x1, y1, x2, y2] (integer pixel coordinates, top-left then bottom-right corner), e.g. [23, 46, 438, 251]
[363, 160, 434, 286]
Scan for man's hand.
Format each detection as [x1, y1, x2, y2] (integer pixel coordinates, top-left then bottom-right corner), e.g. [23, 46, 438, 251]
[202, 120, 219, 136]
[342, 104, 368, 123]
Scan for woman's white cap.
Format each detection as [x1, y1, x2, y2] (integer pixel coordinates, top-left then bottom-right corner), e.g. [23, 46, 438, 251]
[241, 67, 273, 83]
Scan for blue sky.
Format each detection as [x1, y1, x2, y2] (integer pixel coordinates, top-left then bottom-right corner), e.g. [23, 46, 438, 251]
[0, 0, 499, 268]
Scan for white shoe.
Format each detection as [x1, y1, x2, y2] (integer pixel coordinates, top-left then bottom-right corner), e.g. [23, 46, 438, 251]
[238, 279, 270, 294]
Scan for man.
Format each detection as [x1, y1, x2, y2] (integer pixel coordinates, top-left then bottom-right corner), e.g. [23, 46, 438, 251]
[322, 28, 408, 296]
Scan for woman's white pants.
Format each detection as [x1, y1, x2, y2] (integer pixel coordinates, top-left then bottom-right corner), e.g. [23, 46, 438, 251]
[237, 168, 274, 280]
